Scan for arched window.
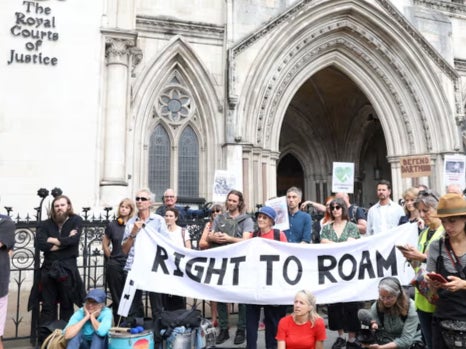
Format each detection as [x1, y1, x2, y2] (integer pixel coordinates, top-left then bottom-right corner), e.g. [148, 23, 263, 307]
[149, 125, 170, 200]
[178, 126, 199, 197]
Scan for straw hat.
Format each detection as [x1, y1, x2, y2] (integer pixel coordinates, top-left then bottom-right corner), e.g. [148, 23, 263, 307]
[433, 193, 466, 218]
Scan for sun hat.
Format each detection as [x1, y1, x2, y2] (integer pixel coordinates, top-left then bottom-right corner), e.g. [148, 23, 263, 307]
[85, 289, 106, 303]
[433, 193, 466, 218]
[255, 206, 277, 224]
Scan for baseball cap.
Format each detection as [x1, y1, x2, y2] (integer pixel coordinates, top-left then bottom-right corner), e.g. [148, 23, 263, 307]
[85, 289, 106, 303]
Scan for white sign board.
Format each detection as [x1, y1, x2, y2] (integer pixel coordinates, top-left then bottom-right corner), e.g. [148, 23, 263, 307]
[265, 196, 290, 231]
[212, 170, 238, 203]
[444, 154, 466, 189]
[332, 162, 355, 193]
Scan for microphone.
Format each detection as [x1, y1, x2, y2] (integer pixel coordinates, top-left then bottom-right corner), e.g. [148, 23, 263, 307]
[358, 309, 373, 327]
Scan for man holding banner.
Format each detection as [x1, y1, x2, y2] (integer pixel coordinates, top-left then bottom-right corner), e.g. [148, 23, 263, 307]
[208, 189, 254, 345]
[121, 188, 169, 322]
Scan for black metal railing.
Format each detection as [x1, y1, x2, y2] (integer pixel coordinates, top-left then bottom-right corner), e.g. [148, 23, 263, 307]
[4, 201, 208, 346]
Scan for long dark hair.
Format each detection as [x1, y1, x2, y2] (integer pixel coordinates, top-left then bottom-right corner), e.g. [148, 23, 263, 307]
[329, 198, 349, 220]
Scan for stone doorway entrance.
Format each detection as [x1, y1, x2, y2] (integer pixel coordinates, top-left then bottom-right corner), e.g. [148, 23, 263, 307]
[277, 66, 388, 207]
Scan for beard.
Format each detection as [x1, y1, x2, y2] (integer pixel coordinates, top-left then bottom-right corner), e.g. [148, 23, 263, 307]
[53, 210, 69, 224]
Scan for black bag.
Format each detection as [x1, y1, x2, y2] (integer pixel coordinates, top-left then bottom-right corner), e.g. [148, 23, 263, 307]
[159, 308, 201, 338]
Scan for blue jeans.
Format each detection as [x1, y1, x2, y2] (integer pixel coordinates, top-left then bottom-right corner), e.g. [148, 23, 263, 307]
[66, 332, 107, 349]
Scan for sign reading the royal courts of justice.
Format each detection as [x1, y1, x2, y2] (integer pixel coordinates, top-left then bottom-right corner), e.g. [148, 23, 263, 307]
[7, 1, 62, 65]
[400, 155, 431, 178]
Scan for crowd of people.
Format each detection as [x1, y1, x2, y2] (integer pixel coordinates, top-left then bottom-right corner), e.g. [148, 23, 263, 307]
[3, 180, 466, 349]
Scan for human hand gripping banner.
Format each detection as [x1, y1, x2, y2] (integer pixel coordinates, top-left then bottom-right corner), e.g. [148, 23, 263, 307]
[118, 223, 418, 316]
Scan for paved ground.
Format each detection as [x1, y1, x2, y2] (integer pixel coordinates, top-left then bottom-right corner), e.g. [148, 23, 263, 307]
[5, 309, 341, 349]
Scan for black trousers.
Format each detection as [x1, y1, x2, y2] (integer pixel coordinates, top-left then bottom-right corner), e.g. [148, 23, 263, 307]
[246, 304, 287, 349]
[105, 258, 127, 322]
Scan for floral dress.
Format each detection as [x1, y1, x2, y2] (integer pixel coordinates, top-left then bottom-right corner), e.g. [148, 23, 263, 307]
[320, 220, 360, 242]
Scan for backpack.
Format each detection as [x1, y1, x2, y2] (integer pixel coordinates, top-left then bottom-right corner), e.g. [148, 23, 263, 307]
[253, 228, 281, 241]
[40, 329, 67, 349]
[349, 205, 359, 224]
[216, 214, 248, 237]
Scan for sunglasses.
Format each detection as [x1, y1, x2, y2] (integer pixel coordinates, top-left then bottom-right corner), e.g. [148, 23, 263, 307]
[213, 209, 222, 213]
[331, 205, 341, 211]
[135, 197, 149, 201]
[419, 190, 439, 201]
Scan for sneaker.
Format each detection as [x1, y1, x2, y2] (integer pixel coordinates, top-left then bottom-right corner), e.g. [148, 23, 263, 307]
[332, 337, 347, 349]
[216, 329, 230, 344]
[234, 329, 245, 345]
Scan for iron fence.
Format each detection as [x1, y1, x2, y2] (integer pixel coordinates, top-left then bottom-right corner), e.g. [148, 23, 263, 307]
[4, 204, 207, 346]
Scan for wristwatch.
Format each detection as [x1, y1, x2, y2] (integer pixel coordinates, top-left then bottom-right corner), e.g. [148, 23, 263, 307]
[130, 233, 137, 239]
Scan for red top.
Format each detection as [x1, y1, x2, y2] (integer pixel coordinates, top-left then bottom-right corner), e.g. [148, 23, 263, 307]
[276, 315, 326, 349]
[258, 229, 288, 242]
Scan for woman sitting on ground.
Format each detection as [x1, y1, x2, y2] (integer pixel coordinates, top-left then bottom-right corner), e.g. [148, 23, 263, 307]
[276, 289, 326, 349]
[358, 277, 423, 349]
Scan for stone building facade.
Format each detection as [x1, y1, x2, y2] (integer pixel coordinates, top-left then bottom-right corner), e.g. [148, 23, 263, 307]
[1, 0, 466, 213]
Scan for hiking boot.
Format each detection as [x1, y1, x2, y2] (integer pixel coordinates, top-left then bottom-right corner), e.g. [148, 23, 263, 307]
[234, 329, 245, 345]
[332, 337, 347, 349]
[216, 329, 230, 344]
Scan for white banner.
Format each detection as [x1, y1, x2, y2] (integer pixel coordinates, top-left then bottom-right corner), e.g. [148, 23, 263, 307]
[118, 223, 417, 315]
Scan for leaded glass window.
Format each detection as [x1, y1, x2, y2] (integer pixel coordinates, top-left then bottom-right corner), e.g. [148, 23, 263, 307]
[178, 126, 199, 197]
[149, 125, 170, 200]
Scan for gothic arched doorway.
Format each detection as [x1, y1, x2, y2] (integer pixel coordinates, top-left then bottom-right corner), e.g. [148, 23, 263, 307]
[278, 66, 389, 207]
[276, 153, 304, 197]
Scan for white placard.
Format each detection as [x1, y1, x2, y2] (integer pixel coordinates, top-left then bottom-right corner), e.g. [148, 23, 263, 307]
[444, 154, 466, 189]
[332, 162, 355, 193]
[212, 170, 238, 203]
[265, 196, 290, 231]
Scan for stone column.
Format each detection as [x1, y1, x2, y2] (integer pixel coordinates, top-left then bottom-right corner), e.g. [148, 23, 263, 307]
[100, 31, 140, 204]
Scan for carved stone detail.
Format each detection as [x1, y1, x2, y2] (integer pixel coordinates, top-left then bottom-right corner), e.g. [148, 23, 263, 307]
[455, 58, 466, 72]
[130, 47, 143, 77]
[376, 0, 459, 80]
[413, 0, 466, 16]
[153, 70, 195, 126]
[136, 15, 224, 41]
[232, 0, 312, 57]
[255, 20, 434, 153]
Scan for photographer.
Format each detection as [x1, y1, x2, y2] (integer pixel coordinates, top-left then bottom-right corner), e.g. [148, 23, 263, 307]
[358, 277, 423, 349]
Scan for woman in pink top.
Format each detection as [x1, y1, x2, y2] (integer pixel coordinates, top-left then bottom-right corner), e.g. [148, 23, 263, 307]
[276, 290, 326, 349]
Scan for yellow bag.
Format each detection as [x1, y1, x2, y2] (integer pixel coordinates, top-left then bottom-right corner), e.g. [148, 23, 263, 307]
[40, 329, 67, 349]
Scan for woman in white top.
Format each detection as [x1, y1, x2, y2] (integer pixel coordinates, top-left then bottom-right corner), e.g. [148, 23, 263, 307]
[164, 207, 191, 249]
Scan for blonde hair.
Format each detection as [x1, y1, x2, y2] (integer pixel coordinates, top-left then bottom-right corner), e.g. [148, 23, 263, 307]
[295, 289, 321, 327]
[118, 198, 136, 218]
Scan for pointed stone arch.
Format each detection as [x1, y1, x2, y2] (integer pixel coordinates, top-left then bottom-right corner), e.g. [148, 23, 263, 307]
[130, 36, 221, 196]
[234, 0, 461, 198]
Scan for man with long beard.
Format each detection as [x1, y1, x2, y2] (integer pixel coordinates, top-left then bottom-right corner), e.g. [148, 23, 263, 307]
[36, 195, 85, 341]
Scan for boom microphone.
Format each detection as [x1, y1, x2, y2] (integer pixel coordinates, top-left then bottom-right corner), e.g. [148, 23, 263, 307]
[358, 309, 373, 327]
